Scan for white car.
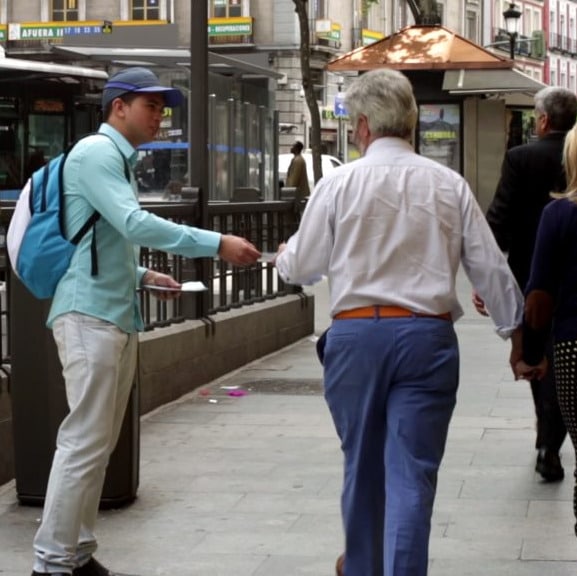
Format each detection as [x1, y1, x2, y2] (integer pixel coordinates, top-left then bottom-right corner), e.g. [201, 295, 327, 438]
[278, 152, 343, 191]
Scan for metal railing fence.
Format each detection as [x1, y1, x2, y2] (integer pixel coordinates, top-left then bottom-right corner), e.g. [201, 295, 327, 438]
[0, 198, 302, 364]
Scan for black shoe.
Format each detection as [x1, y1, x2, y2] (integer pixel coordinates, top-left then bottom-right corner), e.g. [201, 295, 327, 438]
[536, 449, 564, 482]
[31, 572, 70, 576]
[73, 558, 137, 576]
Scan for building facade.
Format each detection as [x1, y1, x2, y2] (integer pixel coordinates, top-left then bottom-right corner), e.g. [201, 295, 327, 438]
[3, 1, 576, 168]
[546, 0, 577, 90]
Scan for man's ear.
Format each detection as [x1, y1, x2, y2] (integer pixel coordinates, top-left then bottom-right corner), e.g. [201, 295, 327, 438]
[111, 97, 126, 118]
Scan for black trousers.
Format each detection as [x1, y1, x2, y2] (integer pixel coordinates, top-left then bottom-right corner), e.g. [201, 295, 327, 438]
[531, 341, 566, 453]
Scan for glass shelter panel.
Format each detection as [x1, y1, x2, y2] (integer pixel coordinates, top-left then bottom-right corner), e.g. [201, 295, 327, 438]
[210, 100, 230, 200]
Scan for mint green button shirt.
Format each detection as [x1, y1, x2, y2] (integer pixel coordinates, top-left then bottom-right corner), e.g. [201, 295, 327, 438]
[47, 123, 221, 333]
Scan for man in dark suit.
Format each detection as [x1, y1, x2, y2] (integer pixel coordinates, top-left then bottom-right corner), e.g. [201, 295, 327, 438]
[477, 86, 577, 482]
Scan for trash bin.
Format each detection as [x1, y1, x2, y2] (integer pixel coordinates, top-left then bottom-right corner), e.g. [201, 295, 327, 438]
[9, 272, 139, 509]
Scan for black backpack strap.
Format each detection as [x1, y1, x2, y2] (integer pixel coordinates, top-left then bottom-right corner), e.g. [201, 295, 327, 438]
[65, 132, 132, 277]
[40, 164, 50, 212]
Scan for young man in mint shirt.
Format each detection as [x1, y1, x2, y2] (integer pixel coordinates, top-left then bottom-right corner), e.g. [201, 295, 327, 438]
[31, 67, 261, 576]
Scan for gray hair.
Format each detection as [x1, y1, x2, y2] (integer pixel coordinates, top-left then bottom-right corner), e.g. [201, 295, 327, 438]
[534, 87, 577, 132]
[344, 69, 418, 139]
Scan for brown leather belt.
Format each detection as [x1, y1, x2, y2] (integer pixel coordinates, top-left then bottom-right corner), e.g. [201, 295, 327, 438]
[334, 305, 451, 322]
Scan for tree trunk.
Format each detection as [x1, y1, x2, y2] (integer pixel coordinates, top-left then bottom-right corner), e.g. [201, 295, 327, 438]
[293, 0, 323, 185]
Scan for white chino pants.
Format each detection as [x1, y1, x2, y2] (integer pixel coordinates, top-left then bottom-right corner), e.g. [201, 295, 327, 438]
[33, 313, 137, 574]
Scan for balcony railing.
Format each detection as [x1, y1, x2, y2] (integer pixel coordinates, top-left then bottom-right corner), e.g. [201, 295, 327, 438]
[548, 33, 577, 53]
[491, 27, 538, 57]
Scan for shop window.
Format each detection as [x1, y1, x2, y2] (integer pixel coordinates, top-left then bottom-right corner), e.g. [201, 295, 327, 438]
[507, 109, 537, 148]
[52, 0, 78, 22]
[132, 0, 161, 21]
[211, 0, 242, 18]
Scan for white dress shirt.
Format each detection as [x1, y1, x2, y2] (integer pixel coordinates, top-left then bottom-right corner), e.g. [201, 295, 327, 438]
[276, 137, 523, 339]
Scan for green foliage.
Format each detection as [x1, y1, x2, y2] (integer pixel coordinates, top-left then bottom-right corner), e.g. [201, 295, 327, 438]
[362, 0, 380, 15]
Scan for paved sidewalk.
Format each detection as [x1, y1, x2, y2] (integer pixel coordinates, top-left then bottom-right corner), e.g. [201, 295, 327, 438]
[1, 272, 577, 575]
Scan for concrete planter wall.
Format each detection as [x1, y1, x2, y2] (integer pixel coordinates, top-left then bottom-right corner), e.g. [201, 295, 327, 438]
[0, 294, 314, 487]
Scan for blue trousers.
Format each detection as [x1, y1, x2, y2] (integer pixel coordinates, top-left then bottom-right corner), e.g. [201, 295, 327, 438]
[324, 317, 459, 576]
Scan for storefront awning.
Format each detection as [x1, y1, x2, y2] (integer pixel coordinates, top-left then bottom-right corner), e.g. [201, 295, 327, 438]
[443, 68, 546, 94]
[0, 49, 107, 80]
[52, 46, 283, 80]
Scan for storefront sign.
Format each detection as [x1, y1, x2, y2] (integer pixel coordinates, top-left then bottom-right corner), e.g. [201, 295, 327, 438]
[334, 92, 347, 118]
[208, 17, 252, 36]
[0, 26, 6, 42]
[330, 23, 342, 42]
[322, 108, 349, 121]
[7, 20, 168, 41]
[316, 21, 341, 43]
[362, 28, 384, 46]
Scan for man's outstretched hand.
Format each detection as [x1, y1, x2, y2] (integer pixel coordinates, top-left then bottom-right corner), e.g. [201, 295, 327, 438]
[218, 234, 261, 266]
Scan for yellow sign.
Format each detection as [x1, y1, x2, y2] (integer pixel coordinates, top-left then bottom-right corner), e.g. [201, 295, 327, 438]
[362, 28, 384, 46]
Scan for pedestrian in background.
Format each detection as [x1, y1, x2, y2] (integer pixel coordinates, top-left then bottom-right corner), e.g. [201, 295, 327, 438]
[31, 67, 260, 576]
[275, 68, 524, 576]
[286, 140, 310, 202]
[476, 86, 577, 482]
[516, 123, 577, 537]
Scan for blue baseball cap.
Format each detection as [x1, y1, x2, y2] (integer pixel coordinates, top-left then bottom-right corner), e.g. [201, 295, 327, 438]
[102, 67, 183, 109]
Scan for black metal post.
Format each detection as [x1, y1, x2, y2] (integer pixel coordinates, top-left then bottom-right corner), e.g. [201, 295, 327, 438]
[190, 1, 210, 317]
[509, 33, 517, 59]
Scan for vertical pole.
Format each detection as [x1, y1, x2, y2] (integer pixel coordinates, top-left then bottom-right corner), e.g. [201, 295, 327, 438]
[190, 1, 209, 317]
[337, 116, 343, 161]
[259, 105, 266, 200]
[227, 98, 235, 199]
[509, 34, 516, 59]
[208, 94, 217, 200]
[273, 109, 280, 200]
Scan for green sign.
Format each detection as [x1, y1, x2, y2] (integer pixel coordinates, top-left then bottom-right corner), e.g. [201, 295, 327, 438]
[322, 108, 349, 121]
[208, 18, 252, 36]
[8, 23, 103, 41]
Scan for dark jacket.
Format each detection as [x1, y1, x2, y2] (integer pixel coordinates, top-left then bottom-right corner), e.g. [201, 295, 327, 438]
[486, 132, 568, 290]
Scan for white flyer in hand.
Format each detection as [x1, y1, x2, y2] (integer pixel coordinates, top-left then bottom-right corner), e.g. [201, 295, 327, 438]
[142, 281, 208, 292]
[257, 252, 277, 263]
[181, 281, 208, 292]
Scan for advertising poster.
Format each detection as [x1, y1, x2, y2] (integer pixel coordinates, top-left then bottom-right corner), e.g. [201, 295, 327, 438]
[418, 104, 460, 173]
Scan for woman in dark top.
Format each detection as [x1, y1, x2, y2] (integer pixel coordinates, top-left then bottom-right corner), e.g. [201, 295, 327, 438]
[519, 124, 577, 535]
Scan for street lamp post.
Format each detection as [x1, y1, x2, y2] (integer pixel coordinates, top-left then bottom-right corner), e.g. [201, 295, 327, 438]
[503, 2, 522, 59]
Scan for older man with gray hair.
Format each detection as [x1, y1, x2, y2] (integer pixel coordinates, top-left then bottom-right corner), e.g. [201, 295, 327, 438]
[478, 86, 577, 484]
[274, 69, 524, 575]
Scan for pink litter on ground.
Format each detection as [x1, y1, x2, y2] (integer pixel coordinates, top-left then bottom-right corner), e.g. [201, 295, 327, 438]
[227, 389, 248, 397]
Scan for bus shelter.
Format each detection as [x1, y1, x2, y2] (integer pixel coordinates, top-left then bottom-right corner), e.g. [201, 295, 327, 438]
[0, 49, 106, 200]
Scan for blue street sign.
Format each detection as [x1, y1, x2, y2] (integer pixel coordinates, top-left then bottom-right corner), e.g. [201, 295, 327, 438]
[334, 92, 347, 118]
